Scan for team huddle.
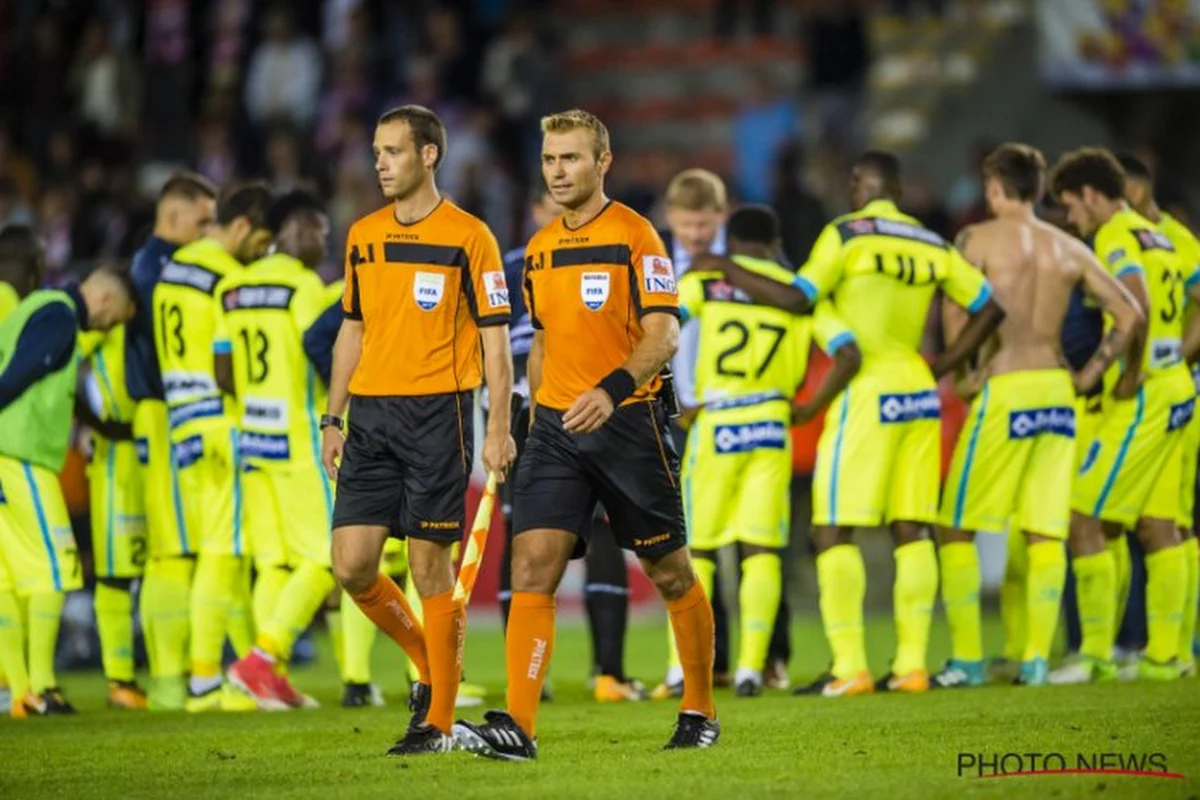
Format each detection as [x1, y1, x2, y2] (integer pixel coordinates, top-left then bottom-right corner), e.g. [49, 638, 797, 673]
[0, 103, 1197, 762]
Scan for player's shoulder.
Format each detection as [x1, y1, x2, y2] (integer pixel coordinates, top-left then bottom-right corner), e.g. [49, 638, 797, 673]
[347, 204, 395, 239]
[438, 199, 498, 243]
[606, 201, 658, 238]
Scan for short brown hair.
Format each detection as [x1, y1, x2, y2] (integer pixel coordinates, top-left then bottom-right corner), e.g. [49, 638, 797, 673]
[378, 105, 447, 170]
[158, 171, 217, 203]
[216, 181, 274, 229]
[665, 169, 728, 212]
[983, 143, 1046, 203]
[540, 109, 610, 159]
[1049, 147, 1125, 201]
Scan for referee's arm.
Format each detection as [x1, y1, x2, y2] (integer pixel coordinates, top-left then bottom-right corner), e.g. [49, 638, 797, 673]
[481, 324, 516, 479]
[321, 318, 363, 479]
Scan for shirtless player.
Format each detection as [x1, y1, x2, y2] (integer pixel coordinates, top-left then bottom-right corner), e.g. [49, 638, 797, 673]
[932, 143, 1144, 688]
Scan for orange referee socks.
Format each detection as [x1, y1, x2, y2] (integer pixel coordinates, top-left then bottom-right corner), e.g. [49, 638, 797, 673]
[668, 580, 716, 719]
[423, 590, 465, 734]
[506, 592, 556, 737]
[349, 574, 431, 684]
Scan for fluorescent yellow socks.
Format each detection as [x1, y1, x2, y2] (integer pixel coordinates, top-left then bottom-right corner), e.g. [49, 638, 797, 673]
[817, 544, 867, 679]
[1180, 538, 1199, 668]
[1143, 544, 1186, 664]
[190, 553, 244, 684]
[939, 541, 982, 662]
[140, 556, 194, 681]
[668, 555, 714, 676]
[226, 558, 255, 659]
[339, 590, 377, 684]
[893, 539, 937, 675]
[736, 553, 782, 673]
[27, 592, 64, 693]
[1073, 550, 1116, 662]
[1000, 529, 1028, 662]
[1024, 541, 1066, 662]
[0, 591, 29, 698]
[1107, 535, 1131, 628]
[253, 565, 291, 635]
[94, 581, 135, 683]
[258, 562, 336, 662]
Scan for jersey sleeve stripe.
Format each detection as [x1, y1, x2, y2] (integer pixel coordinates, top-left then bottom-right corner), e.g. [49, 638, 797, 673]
[213, 339, 232, 354]
[793, 275, 819, 302]
[1186, 268, 1200, 289]
[476, 315, 510, 328]
[966, 283, 992, 314]
[550, 244, 632, 268]
[825, 331, 854, 355]
[640, 304, 681, 319]
[1115, 264, 1144, 280]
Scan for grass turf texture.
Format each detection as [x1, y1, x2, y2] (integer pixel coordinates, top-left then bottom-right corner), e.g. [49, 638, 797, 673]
[1, 615, 1197, 800]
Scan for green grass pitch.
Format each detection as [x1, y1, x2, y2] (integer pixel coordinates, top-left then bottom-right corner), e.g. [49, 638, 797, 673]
[1, 615, 1197, 800]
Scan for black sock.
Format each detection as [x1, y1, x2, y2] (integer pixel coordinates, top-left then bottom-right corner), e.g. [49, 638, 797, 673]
[585, 516, 629, 680]
[499, 520, 513, 634]
[712, 569, 730, 675]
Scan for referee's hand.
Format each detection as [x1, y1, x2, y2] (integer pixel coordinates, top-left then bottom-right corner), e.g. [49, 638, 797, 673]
[563, 388, 615, 434]
[483, 431, 517, 483]
[322, 426, 345, 480]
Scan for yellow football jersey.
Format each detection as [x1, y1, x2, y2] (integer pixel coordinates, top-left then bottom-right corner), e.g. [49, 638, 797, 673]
[795, 199, 989, 380]
[0, 281, 18, 323]
[153, 238, 243, 436]
[1094, 207, 1189, 377]
[679, 255, 853, 406]
[80, 325, 136, 423]
[1159, 212, 1200, 286]
[214, 253, 328, 468]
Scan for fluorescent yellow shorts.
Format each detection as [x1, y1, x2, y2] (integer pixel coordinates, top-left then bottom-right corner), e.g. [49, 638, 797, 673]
[939, 370, 1076, 539]
[682, 397, 791, 550]
[87, 435, 148, 578]
[1074, 367, 1196, 527]
[813, 371, 941, 527]
[136, 400, 193, 559]
[244, 461, 334, 568]
[173, 421, 245, 556]
[1074, 394, 1104, 470]
[0, 456, 83, 595]
[381, 537, 408, 576]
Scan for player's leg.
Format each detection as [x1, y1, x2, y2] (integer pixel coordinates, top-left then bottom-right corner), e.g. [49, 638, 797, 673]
[996, 528, 1027, 675]
[798, 386, 885, 696]
[136, 400, 195, 710]
[0, 473, 35, 716]
[764, 583, 792, 690]
[586, 513, 644, 701]
[881, 415, 942, 693]
[1175, 405, 1199, 676]
[730, 435, 790, 697]
[231, 466, 336, 707]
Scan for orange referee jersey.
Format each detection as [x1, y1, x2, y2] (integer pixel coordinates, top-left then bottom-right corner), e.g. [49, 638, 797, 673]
[524, 200, 680, 411]
[343, 199, 511, 396]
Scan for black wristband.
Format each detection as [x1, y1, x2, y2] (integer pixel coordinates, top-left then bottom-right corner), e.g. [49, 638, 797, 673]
[319, 414, 343, 431]
[596, 368, 637, 406]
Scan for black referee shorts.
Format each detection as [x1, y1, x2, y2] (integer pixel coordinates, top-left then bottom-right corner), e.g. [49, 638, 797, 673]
[332, 392, 474, 543]
[511, 400, 686, 561]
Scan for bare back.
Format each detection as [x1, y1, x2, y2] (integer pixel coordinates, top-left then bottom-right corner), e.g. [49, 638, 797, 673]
[957, 216, 1090, 377]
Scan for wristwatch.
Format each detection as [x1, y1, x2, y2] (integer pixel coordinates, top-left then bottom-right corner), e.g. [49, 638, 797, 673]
[319, 414, 344, 431]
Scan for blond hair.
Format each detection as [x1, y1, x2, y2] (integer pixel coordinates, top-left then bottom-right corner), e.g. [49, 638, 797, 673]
[665, 169, 728, 212]
[540, 109, 611, 159]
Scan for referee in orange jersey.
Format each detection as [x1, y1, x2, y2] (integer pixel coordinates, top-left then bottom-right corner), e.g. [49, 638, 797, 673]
[321, 105, 516, 756]
[454, 109, 719, 760]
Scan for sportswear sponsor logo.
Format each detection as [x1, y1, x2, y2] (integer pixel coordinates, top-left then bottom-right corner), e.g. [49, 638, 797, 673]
[413, 271, 446, 311]
[168, 396, 224, 429]
[702, 278, 753, 304]
[419, 520, 460, 530]
[528, 637, 548, 679]
[713, 421, 788, 453]
[838, 216, 946, 248]
[483, 270, 509, 309]
[1079, 441, 1101, 474]
[385, 600, 414, 629]
[222, 284, 295, 311]
[643, 255, 677, 295]
[1106, 248, 1127, 267]
[163, 371, 219, 403]
[633, 532, 672, 548]
[1008, 407, 1076, 439]
[172, 435, 205, 469]
[1133, 229, 1175, 252]
[243, 397, 288, 430]
[135, 437, 149, 465]
[878, 390, 941, 423]
[581, 271, 610, 311]
[160, 261, 220, 294]
[1168, 398, 1195, 432]
[240, 431, 291, 461]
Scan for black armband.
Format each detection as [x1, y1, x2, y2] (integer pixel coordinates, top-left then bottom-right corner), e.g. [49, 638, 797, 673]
[597, 368, 637, 406]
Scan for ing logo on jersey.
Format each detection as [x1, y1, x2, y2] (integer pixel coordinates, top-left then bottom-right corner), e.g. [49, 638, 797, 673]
[1133, 229, 1174, 252]
[1168, 398, 1195, 432]
[581, 272, 610, 311]
[1008, 407, 1075, 439]
[713, 421, 787, 453]
[483, 271, 510, 309]
[642, 255, 677, 295]
[413, 272, 446, 311]
[878, 391, 940, 423]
